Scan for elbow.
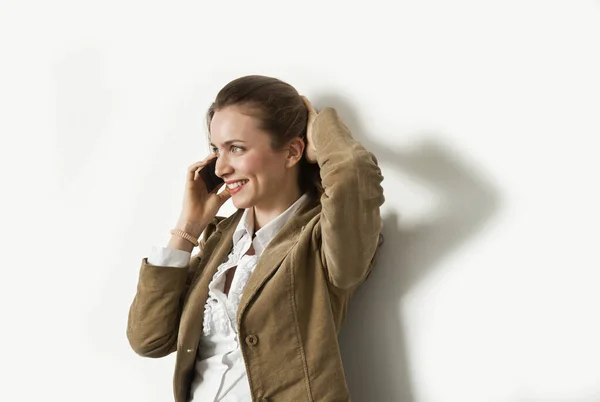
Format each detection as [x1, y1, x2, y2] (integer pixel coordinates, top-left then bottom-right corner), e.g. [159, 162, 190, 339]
[329, 274, 368, 291]
[328, 232, 384, 290]
[127, 327, 177, 358]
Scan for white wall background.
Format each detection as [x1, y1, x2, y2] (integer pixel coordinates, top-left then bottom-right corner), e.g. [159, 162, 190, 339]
[1, 1, 599, 401]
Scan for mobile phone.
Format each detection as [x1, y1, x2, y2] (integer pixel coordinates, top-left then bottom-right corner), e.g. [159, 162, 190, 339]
[199, 158, 224, 193]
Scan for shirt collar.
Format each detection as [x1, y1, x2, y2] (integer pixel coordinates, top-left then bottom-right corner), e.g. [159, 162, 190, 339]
[232, 193, 310, 255]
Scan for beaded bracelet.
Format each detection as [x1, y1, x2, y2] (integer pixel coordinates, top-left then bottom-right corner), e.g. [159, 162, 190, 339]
[170, 229, 199, 247]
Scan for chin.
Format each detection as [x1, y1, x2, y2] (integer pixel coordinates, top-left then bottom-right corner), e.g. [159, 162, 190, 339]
[231, 195, 254, 210]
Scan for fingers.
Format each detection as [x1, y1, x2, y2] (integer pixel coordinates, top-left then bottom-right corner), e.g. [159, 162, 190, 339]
[300, 95, 315, 110]
[210, 182, 231, 205]
[187, 153, 217, 181]
[301, 96, 317, 114]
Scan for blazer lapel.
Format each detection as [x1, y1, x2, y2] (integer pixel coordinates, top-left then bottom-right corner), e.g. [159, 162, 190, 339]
[237, 199, 321, 327]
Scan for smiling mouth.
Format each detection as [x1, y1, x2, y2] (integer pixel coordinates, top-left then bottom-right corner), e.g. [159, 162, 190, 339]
[227, 179, 248, 189]
[227, 179, 248, 193]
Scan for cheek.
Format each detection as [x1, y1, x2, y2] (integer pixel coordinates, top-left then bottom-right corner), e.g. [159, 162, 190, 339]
[233, 154, 263, 177]
[236, 154, 282, 181]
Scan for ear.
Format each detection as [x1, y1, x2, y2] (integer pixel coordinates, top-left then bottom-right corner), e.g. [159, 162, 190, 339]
[285, 137, 305, 168]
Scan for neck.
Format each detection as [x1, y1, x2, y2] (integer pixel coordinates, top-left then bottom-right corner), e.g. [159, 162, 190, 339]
[253, 184, 302, 231]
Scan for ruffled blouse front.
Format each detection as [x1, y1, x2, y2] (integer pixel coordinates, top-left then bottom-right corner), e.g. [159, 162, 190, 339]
[190, 193, 309, 401]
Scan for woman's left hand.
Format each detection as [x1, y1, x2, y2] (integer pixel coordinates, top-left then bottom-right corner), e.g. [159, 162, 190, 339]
[301, 96, 318, 164]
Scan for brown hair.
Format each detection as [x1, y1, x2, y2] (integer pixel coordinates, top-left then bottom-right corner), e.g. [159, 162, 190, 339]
[206, 75, 323, 200]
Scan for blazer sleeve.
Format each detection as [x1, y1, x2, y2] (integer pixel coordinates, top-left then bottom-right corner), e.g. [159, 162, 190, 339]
[126, 217, 222, 358]
[314, 108, 385, 290]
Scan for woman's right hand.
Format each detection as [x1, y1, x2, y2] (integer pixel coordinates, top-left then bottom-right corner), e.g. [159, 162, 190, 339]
[300, 96, 318, 164]
[177, 154, 231, 237]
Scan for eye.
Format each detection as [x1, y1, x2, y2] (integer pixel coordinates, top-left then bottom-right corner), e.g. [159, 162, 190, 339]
[231, 145, 244, 153]
[210, 147, 219, 155]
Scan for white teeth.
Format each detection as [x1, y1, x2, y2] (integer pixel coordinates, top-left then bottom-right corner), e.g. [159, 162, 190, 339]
[227, 180, 248, 189]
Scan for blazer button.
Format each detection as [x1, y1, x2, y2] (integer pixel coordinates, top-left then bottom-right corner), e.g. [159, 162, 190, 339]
[245, 334, 259, 347]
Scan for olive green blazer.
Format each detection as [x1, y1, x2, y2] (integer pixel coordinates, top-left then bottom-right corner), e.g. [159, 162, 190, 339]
[127, 108, 385, 402]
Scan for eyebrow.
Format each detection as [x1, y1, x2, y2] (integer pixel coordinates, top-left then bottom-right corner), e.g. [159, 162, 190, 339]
[209, 139, 246, 147]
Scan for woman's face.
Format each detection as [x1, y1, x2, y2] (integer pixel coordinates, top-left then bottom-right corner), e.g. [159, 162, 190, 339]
[209, 105, 291, 210]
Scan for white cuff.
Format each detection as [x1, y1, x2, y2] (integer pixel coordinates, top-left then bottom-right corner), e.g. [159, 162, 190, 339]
[148, 246, 192, 268]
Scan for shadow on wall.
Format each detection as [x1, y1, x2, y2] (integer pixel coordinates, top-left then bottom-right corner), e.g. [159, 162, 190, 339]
[315, 95, 503, 402]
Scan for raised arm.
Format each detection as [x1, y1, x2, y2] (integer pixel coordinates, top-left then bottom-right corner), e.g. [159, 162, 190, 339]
[312, 107, 385, 289]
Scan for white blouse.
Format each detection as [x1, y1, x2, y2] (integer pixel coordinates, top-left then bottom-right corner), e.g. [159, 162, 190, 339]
[148, 193, 309, 401]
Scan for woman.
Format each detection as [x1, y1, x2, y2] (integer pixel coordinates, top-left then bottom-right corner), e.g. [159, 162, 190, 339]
[127, 75, 385, 402]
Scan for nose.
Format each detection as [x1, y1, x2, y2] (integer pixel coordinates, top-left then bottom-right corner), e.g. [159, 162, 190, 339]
[214, 154, 233, 178]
